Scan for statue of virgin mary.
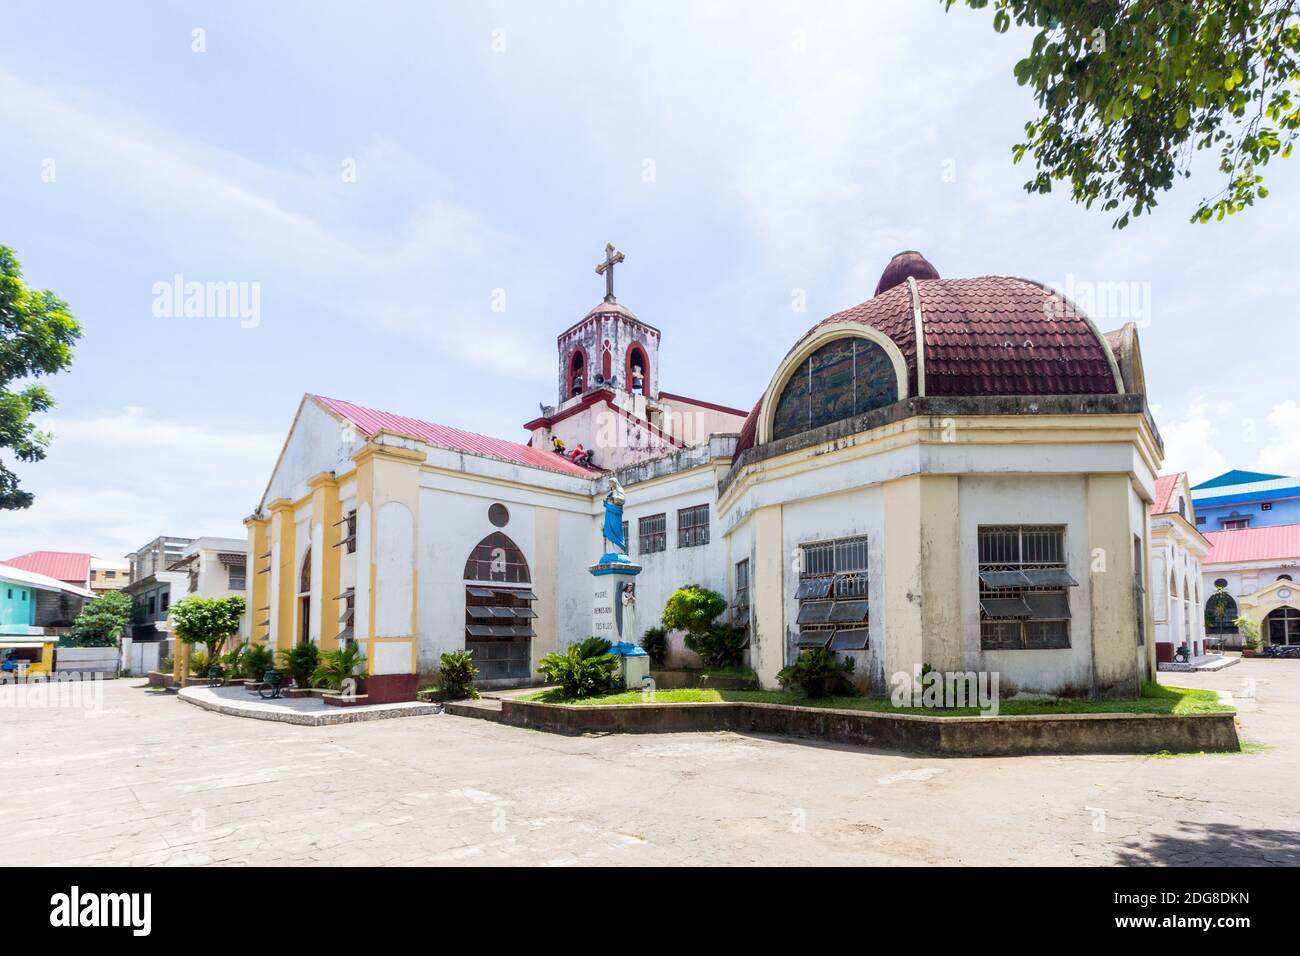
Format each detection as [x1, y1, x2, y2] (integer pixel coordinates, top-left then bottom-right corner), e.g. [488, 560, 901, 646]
[602, 474, 627, 555]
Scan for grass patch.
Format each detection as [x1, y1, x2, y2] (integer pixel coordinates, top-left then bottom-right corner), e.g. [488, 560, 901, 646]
[699, 665, 757, 682]
[521, 680, 1232, 717]
[1146, 739, 1269, 759]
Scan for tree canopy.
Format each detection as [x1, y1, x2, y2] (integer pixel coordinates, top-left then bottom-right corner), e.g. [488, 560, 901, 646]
[170, 595, 247, 659]
[67, 590, 133, 647]
[948, 1, 1300, 227]
[0, 245, 81, 509]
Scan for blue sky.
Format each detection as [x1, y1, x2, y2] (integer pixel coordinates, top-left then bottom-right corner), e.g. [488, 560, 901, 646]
[2, 1, 1297, 560]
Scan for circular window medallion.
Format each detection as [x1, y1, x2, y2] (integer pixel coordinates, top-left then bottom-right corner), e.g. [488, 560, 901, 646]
[1280, 588, 1293, 600]
[488, 503, 509, 528]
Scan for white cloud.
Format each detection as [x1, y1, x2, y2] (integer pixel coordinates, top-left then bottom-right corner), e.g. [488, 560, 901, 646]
[1157, 401, 1229, 483]
[1257, 401, 1300, 476]
[0, 408, 282, 560]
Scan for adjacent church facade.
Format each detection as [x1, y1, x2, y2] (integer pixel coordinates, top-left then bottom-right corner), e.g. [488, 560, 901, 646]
[244, 249, 1162, 702]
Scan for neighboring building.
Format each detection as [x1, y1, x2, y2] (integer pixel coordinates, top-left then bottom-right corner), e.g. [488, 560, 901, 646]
[89, 557, 130, 592]
[1190, 470, 1300, 531]
[2, 550, 92, 590]
[1148, 473, 1212, 661]
[125, 536, 194, 583]
[0, 563, 95, 676]
[121, 536, 247, 646]
[167, 537, 248, 599]
[242, 249, 1162, 702]
[1, 564, 94, 635]
[1202, 524, 1300, 649]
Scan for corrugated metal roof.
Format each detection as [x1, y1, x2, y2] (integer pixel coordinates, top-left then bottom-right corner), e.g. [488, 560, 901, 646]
[314, 395, 599, 478]
[2, 551, 91, 585]
[1152, 474, 1181, 515]
[1205, 525, 1300, 565]
[0, 562, 95, 598]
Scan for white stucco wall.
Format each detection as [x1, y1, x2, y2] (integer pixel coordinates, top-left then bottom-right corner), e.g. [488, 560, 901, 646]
[959, 475, 1095, 695]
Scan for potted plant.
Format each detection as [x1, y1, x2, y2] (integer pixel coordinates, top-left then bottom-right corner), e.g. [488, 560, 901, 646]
[1237, 617, 1261, 657]
[278, 641, 320, 696]
[312, 644, 369, 696]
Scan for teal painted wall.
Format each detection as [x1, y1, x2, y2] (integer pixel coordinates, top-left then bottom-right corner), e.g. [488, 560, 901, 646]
[0, 584, 36, 628]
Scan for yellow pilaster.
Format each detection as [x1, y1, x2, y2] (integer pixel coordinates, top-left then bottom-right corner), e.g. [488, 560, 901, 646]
[308, 473, 342, 652]
[751, 505, 784, 688]
[883, 477, 925, 676]
[1087, 474, 1142, 698]
[918, 475, 962, 672]
[268, 498, 297, 654]
[244, 515, 271, 647]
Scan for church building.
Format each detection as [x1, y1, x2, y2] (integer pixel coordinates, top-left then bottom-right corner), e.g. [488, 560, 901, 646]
[243, 249, 1162, 702]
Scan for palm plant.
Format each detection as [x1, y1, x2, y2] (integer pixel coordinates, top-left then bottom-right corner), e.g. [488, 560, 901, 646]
[278, 641, 320, 688]
[312, 644, 369, 690]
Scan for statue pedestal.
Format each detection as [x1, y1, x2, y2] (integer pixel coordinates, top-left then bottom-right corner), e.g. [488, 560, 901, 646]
[590, 555, 649, 690]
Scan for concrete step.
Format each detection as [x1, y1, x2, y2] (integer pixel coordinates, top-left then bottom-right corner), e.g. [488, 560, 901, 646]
[444, 698, 505, 722]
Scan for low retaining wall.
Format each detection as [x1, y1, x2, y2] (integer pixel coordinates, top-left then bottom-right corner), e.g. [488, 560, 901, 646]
[488, 699, 1239, 756]
[55, 647, 118, 675]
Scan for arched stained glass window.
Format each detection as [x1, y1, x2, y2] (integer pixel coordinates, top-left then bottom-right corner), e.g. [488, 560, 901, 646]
[771, 337, 898, 441]
[463, 532, 531, 584]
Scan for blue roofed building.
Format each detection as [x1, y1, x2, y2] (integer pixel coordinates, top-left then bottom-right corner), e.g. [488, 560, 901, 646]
[1190, 470, 1300, 532]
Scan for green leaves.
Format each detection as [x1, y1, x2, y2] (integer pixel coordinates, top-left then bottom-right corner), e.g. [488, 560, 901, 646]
[67, 591, 133, 647]
[660, 584, 727, 636]
[947, 0, 1300, 228]
[170, 595, 247, 661]
[538, 640, 619, 698]
[0, 246, 81, 508]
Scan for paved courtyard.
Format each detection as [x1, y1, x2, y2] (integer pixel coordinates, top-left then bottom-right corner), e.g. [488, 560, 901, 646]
[2, 660, 1297, 866]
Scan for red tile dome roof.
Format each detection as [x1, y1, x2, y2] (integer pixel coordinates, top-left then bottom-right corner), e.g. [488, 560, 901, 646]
[875, 250, 940, 295]
[734, 255, 1122, 455]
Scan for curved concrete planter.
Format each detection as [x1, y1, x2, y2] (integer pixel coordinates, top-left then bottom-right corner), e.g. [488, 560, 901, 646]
[458, 698, 1240, 756]
[178, 685, 440, 727]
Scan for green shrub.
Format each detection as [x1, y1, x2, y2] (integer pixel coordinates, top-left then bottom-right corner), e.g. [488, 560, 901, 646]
[313, 644, 369, 691]
[160, 655, 174, 673]
[661, 586, 743, 668]
[189, 650, 209, 676]
[241, 643, 275, 680]
[278, 641, 320, 688]
[67, 591, 132, 647]
[661, 585, 727, 636]
[684, 623, 747, 669]
[776, 648, 857, 698]
[539, 638, 618, 698]
[640, 626, 669, 667]
[438, 650, 479, 699]
[219, 642, 247, 673]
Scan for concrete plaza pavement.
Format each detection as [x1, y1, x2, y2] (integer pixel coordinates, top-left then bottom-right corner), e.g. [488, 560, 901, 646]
[1, 659, 1296, 866]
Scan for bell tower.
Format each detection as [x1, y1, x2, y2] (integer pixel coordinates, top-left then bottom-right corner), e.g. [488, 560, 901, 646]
[555, 244, 660, 405]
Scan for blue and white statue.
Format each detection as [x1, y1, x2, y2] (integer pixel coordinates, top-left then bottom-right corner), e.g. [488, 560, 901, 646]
[602, 474, 627, 556]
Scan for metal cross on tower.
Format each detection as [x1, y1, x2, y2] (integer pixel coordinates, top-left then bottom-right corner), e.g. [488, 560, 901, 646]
[595, 243, 625, 303]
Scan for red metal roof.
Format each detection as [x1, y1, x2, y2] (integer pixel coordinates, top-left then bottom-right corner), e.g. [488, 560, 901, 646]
[1205, 525, 1300, 565]
[2, 550, 91, 585]
[1152, 474, 1181, 515]
[314, 395, 599, 478]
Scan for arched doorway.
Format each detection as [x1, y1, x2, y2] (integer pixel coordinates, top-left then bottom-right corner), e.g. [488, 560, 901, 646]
[463, 532, 537, 681]
[1266, 606, 1300, 646]
[1205, 591, 1238, 635]
[298, 547, 312, 643]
